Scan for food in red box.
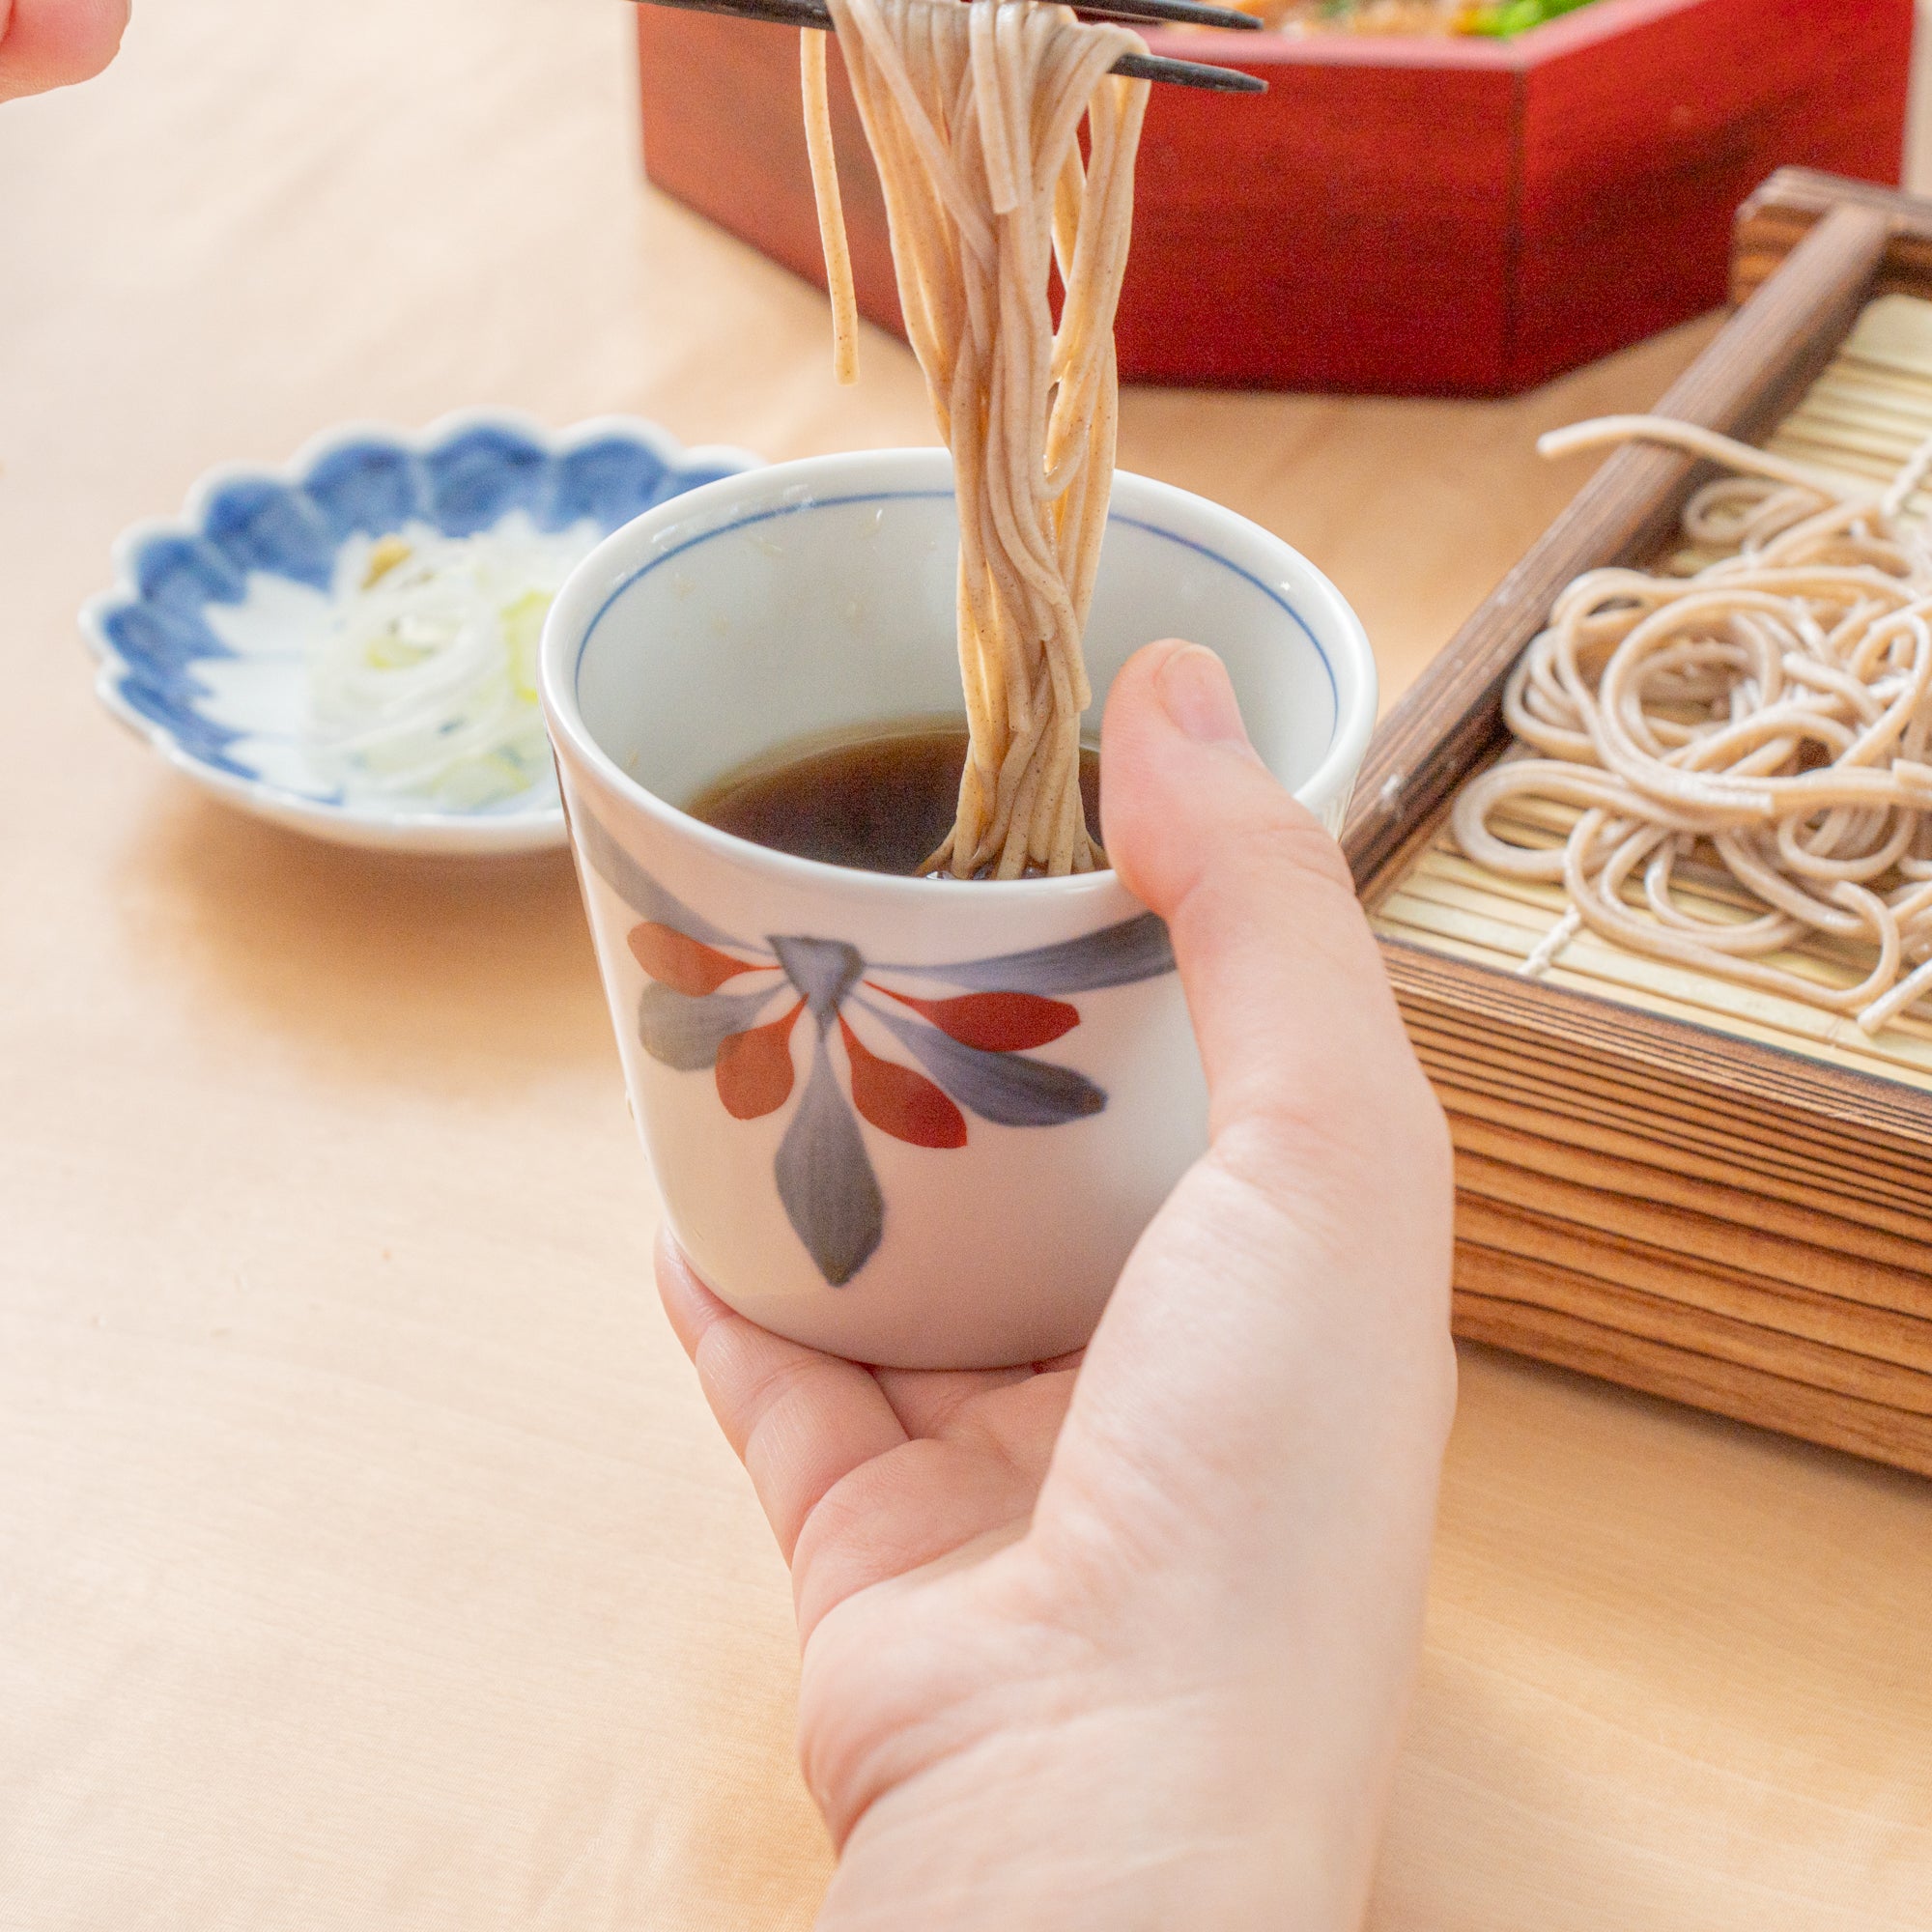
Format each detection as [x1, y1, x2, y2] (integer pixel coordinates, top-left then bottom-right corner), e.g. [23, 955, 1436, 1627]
[1259, 0, 1597, 30]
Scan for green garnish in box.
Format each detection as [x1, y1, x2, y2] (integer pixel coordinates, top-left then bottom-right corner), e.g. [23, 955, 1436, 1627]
[1461, 0, 1600, 36]
[1294, 0, 1600, 30]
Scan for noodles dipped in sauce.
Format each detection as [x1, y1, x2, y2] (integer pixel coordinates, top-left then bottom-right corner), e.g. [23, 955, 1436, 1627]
[800, 0, 1149, 878]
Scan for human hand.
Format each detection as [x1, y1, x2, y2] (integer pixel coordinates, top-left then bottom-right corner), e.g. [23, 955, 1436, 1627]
[660, 638, 1456, 1930]
[0, 0, 128, 102]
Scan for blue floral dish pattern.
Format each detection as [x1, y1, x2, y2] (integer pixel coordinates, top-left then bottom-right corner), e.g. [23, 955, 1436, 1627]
[577, 807, 1178, 1286]
[80, 412, 759, 853]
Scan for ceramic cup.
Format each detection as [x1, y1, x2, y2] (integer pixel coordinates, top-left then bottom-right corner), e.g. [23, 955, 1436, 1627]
[540, 449, 1376, 1369]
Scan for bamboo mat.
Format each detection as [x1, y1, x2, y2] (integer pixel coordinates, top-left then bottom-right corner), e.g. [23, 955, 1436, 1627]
[1371, 290, 1932, 1478]
[1374, 292, 1932, 1095]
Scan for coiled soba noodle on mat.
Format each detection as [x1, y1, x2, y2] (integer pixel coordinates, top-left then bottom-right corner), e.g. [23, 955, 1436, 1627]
[1453, 414, 1932, 1036]
[800, 0, 1150, 877]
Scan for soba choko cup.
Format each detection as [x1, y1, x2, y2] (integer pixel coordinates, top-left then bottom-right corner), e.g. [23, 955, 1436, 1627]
[540, 449, 1376, 1370]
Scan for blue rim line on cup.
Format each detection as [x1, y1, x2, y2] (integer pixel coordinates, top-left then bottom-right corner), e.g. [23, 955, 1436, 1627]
[541, 451, 1376, 902]
[573, 490, 1341, 716]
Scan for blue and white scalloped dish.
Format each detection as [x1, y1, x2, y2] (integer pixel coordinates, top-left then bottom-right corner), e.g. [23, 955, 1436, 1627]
[80, 412, 759, 854]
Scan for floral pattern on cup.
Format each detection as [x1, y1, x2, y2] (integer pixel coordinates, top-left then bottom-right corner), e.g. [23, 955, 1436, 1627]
[577, 810, 1177, 1286]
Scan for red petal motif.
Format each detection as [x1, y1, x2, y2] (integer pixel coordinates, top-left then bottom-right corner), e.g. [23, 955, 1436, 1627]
[839, 1018, 968, 1150]
[868, 985, 1080, 1052]
[716, 1002, 805, 1119]
[629, 921, 757, 995]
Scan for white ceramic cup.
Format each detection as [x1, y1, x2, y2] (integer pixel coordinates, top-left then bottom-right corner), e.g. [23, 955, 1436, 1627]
[541, 449, 1376, 1369]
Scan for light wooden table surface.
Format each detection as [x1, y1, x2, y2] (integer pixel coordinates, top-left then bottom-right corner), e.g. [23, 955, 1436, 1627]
[5, 3, 1930, 1925]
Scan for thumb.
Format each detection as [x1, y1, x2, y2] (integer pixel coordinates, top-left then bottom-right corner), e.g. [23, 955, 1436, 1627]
[1066, 639, 1453, 1492]
[1102, 638, 1433, 1170]
[1024, 642, 1456, 1928]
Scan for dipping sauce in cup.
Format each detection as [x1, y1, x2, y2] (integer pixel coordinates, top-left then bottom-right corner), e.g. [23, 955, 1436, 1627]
[540, 449, 1375, 1370]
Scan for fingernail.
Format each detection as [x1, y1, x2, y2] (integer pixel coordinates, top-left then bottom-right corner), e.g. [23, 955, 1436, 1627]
[1155, 643, 1252, 749]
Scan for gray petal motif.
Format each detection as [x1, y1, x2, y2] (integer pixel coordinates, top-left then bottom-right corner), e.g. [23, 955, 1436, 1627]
[770, 935, 865, 1029]
[860, 998, 1106, 1126]
[775, 1035, 885, 1286]
[888, 912, 1176, 994]
[638, 980, 782, 1070]
[578, 808, 748, 951]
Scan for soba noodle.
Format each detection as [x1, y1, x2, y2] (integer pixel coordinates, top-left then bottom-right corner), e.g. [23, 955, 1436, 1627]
[1452, 414, 1932, 1036]
[800, 30, 861, 388]
[800, 0, 1150, 877]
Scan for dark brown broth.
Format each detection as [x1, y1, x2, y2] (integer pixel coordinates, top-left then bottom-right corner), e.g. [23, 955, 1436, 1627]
[687, 723, 1103, 877]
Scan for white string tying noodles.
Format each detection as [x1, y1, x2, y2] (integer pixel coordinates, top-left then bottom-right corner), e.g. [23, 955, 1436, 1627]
[801, 31, 861, 387]
[1453, 414, 1932, 1036]
[811, 0, 1148, 877]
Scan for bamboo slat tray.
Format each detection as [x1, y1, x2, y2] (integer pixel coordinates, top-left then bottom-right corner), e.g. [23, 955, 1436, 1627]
[1349, 168, 1932, 1477]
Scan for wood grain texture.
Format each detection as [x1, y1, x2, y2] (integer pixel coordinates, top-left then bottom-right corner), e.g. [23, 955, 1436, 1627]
[1454, 1279, 1932, 1474]
[1419, 985, 1932, 1471]
[1733, 162, 1932, 305]
[1422, 1058, 1932, 1241]
[1453, 1136, 1932, 1324]
[5, 5, 1930, 1928]
[1457, 1197, 1932, 1380]
[1380, 938, 1932, 1156]
[1460, 1257, 1932, 1424]
[634, 0, 1911, 395]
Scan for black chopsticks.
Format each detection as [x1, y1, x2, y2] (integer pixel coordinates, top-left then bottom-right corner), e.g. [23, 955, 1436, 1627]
[633, 0, 1269, 93]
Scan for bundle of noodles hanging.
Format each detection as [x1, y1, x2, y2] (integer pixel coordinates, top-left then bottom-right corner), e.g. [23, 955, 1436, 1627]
[801, 0, 1150, 877]
[1452, 415, 1932, 1036]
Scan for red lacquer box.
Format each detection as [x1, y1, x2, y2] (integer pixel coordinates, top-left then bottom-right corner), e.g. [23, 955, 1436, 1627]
[636, 0, 1914, 394]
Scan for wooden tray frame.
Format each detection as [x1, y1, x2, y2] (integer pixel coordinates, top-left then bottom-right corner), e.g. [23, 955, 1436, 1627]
[1344, 169, 1932, 1476]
